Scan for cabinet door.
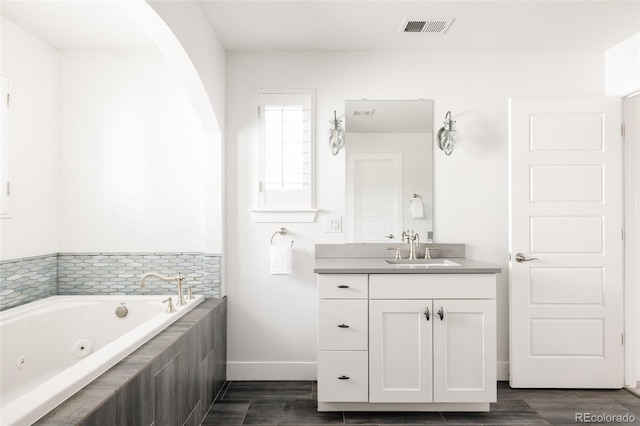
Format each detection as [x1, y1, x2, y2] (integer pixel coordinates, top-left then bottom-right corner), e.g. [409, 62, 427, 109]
[433, 299, 496, 403]
[369, 300, 433, 402]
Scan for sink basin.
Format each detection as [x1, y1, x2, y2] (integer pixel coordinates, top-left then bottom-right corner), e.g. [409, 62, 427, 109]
[385, 259, 461, 267]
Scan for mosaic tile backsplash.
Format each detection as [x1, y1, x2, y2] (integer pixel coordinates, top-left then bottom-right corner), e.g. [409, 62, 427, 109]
[0, 252, 221, 311]
[0, 255, 58, 311]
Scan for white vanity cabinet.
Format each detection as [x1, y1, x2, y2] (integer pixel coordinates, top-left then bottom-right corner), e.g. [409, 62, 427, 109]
[317, 272, 497, 412]
[370, 298, 496, 404]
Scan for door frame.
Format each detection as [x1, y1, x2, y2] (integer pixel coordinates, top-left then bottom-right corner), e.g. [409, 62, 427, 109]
[623, 92, 640, 387]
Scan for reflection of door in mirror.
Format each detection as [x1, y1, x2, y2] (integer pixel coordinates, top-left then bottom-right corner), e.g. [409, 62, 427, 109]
[345, 100, 433, 243]
[348, 154, 402, 242]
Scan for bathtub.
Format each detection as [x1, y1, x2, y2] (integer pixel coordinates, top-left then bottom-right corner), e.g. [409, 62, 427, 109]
[0, 294, 204, 426]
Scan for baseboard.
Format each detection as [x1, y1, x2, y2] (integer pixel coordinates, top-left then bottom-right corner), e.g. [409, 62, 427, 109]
[497, 361, 509, 381]
[227, 361, 510, 382]
[227, 362, 317, 380]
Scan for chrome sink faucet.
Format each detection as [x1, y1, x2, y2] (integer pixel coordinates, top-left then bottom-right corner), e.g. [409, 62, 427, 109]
[402, 230, 420, 260]
[139, 271, 187, 306]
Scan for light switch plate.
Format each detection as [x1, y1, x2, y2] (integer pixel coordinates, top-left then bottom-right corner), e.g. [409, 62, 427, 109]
[324, 216, 342, 233]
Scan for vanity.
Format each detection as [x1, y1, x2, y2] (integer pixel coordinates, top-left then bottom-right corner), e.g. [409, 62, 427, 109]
[324, 100, 501, 411]
[314, 243, 501, 412]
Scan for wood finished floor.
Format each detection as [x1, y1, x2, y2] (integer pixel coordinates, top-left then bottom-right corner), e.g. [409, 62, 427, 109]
[201, 381, 640, 425]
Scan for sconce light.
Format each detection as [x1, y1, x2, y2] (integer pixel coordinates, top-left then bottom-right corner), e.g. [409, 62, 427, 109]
[437, 111, 458, 156]
[328, 110, 345, 155]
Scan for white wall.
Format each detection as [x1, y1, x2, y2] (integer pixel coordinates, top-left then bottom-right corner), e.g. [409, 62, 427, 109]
[146, 0, 225, 132]
[1, 14, 212, 256]
[0, 17, 59, 260]
[58, 50, 206, 253]
[607, 34, 640, 383]
[146, 0, 226, 255]
[225, 50, 606, 379]
[605, 33, 640, 97]
[606, 25, 640, 383]
[624, 95, 640, 384]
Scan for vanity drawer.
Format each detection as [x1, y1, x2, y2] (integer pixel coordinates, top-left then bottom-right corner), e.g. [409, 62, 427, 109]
[318, 300, 368, 350]
[317, 274, 368, 299]
[369, 274, 496, 299]
[317, 351, 368, 402]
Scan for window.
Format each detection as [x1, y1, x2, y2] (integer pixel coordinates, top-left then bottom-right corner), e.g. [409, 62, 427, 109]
[1, 75, 10, 218]
[253, 90, 316, 222]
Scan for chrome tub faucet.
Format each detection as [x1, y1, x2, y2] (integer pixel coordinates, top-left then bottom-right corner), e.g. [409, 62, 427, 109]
[139, 271, 187, 306]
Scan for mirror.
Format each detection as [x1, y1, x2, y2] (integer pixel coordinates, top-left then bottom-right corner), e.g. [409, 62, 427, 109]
[345, 99, 433, 243]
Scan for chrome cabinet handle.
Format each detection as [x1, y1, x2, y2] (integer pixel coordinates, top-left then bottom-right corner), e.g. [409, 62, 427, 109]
[515, 253, 540, 263]
[424, 307, 430, 321]
[338, 324, 350, 328]
[338, 375, 350, 380]
[437, 307, 444, 321]
[385, 234, 394, 239]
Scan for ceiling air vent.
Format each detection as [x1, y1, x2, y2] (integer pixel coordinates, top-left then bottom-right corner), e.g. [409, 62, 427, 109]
[400, 18, 455, 34]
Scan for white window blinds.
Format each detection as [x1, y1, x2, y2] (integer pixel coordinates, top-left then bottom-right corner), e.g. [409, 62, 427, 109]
[256, 90, 314, 210]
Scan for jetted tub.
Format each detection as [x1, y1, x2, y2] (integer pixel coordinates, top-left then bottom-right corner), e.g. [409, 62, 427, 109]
[0, 294, 204, 425]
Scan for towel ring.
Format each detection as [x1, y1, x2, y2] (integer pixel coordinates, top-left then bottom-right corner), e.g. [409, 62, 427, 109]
[412, 193, 423, 201]
[271, 227, 294, 247]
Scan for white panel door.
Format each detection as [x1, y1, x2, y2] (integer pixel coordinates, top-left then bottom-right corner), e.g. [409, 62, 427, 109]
[433, 299, 496, 402]
[369, 299, 432, 402]
[509, 97, 623, 388]
[347, 153, 402, 242]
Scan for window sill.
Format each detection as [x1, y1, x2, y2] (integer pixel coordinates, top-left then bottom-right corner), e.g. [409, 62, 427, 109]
[249, 209, 318, 223]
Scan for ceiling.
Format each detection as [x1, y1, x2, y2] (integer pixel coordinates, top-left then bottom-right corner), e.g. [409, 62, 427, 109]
[0, 1, 638, 52]
[0, 1, 156, 50]
[199, 0, 640, 51]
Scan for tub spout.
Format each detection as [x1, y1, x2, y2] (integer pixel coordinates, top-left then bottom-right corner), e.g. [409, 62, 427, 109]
[139, 272, 187, 306]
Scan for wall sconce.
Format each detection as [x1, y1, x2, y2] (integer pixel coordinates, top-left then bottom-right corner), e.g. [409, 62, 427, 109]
[328, 110, 345, 155]
[437, 111, 458, 156]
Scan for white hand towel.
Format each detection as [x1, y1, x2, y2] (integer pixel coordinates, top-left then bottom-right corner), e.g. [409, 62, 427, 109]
[270, 245, 292, 275]
[410, 198, 424, 219]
